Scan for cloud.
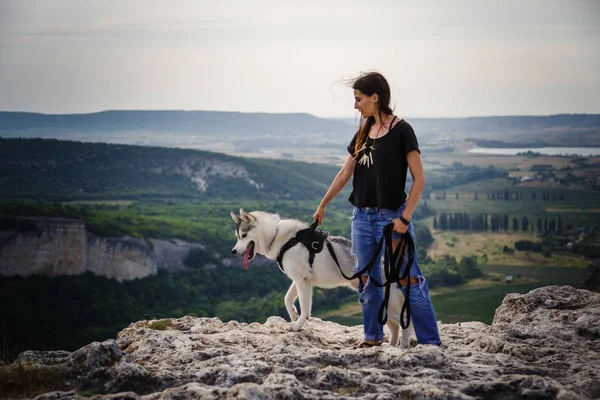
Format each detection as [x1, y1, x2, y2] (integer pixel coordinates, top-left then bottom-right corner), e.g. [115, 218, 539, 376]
[0, 0, 598, 116]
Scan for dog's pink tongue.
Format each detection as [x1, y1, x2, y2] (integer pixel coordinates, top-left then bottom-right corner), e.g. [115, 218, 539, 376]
[243, 251, 249, 270]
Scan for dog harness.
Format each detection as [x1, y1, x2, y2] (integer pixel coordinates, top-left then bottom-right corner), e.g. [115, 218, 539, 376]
[276, 221, 331, 271]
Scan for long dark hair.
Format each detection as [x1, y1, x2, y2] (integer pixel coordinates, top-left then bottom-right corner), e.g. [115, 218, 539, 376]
[352, 72, 394, 157]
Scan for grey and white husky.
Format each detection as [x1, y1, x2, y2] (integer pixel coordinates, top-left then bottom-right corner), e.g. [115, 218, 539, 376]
[230, 208, 413, 347]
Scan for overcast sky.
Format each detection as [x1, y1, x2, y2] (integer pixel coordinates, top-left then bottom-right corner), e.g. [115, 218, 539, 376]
[0, 0, 598, 118]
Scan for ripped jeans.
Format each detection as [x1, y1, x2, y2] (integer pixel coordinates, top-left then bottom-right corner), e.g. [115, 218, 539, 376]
[351, 205, 441, 345]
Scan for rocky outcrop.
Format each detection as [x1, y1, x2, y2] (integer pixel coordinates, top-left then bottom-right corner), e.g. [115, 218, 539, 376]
[169, 158, 259, 192]
[0, 216, 205, 281]
[0, 217, 89, 277]
[9, 285, 600, 399]
[85, 234, 156, 280]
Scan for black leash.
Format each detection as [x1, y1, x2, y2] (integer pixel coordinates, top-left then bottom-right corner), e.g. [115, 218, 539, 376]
[378, 224, 415, 329]
[326, 223, 415, 329]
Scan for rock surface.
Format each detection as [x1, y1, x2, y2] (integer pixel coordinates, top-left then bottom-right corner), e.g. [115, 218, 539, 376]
[0, 216, 205, 281]
[10, 285, 600, 399]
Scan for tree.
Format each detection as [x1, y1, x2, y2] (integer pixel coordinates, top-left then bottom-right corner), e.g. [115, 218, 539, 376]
[457, 256, 483, 280]
[558, 215, 562, 230]
[537, 218, 543, 233]
[439, 213, 448, 230]
[478, 214, 485, 231]
[427, 269, 464, 288]
[513, 217, 519, 231]
[491, 214, 500, 232]
[522, 216, 529, 232]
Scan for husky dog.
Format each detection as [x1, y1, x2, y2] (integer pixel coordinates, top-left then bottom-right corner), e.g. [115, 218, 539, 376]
[230, 208, 413, 347]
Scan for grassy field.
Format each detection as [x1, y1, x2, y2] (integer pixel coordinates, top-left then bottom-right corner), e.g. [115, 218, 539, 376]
[480, 264, 588, 286]
[422, 187, 600, 230]
[433, 264, 588, 324]
[422, 149, 600, 229]
[317, 264, 588, 327]
[426, 231, 589, 267]
[60, 200, 135, 206]
[429, 283, 549, 324]
[423, 148, 600, 170]
[422, 152, 527, 169]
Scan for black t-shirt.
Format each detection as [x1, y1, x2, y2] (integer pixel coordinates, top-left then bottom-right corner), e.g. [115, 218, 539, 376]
[347, 119, 420, 210]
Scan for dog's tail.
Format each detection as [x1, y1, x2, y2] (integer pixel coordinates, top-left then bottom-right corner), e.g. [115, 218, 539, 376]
[327, 236, 355, 275]
[329, 236, 351, 248]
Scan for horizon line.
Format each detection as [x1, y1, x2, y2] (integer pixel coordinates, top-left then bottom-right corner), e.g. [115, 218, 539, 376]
[0, 108, 598, 120]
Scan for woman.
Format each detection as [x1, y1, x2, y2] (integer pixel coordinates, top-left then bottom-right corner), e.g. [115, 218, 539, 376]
[313, 71, 441, 348]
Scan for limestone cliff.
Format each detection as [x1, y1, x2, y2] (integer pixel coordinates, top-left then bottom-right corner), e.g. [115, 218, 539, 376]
[0, 216, 205, 281]
[8, 285, 600, 399]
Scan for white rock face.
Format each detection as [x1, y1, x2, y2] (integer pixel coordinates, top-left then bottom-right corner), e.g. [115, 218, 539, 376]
[0, 217, 88, 276]
[85, 234, 156, 280]
[171, 158, 257, 192]
[0, 216, 205, 281]
[14, 286, 600, 399]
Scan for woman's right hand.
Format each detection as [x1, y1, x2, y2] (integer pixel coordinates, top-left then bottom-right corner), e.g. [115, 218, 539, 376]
[313, 206, 325, 226]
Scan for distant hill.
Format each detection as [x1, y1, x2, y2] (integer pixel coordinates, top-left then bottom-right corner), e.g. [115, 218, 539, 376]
[0, 137, 507, 211]
[1, 110, 598, 148]
[0, 110, 354, 136]
[410, 114, 600, 145]
[0, 138, 339, 202]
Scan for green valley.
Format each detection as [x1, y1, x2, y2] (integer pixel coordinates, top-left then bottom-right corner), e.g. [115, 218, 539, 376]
[0, 128, 598, 363]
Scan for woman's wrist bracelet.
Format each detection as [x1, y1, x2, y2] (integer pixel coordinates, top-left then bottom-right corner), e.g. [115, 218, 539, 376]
[399, 215, 410, 226]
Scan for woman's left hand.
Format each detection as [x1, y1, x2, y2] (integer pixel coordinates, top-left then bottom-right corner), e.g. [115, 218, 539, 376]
[392, 217, 409, 234]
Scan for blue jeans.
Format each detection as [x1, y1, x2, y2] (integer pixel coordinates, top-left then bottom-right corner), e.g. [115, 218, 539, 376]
[351, 204, 441, 345]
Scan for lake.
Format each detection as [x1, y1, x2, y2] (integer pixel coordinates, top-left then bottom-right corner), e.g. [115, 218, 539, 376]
[467, 147, 600, 156]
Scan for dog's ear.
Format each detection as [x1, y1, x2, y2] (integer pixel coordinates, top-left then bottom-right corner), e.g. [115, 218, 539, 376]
[230, 212, 240, 224]
[239, 208, 256, 225]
